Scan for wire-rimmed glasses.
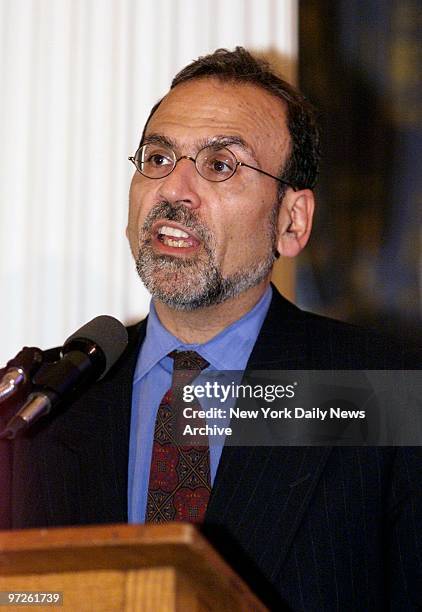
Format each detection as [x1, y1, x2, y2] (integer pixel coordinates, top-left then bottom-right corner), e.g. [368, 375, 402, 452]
[129, 143, 295, 189]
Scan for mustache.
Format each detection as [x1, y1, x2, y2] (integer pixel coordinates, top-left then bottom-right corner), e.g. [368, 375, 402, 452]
[141, 200, 212, 243]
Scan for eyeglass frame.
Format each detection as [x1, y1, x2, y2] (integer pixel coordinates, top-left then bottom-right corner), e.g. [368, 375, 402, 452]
[128, 142, 296, 190]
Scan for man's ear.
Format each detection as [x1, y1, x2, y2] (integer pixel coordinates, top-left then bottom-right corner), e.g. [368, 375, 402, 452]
[276, 188, 315, 257]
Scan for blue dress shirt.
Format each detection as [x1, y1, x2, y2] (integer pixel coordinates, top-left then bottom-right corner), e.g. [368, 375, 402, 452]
[128, 285, 272, 523]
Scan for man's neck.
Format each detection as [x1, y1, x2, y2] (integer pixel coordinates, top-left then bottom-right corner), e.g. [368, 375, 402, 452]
[153, 280, 270, 344]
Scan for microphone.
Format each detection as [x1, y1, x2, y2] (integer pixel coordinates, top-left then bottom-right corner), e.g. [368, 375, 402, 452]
[1, 316, 128, 439]
[0, 347, 44, 404]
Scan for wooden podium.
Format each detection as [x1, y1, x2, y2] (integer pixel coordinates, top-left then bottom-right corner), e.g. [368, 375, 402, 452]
[0, 523, 267, 611]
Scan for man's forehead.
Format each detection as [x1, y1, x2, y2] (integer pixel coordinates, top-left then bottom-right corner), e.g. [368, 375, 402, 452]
[144, 78, 289, 159]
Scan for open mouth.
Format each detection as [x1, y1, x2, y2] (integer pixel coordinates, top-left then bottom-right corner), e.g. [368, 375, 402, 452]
[153, 221, 201, 250]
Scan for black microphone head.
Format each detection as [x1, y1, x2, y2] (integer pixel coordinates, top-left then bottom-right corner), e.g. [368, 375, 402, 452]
[64, 315, 128, 378]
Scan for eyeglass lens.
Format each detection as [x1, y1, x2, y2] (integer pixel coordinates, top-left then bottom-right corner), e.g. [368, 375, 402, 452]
[135, 143, 238, 182]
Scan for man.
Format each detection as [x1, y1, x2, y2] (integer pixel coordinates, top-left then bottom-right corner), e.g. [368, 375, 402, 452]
[9, 48, 422, 610]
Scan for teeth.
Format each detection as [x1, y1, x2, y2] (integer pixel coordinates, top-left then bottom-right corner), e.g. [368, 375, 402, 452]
[158, 225, 189, 238]
[163, 237, 189, 248]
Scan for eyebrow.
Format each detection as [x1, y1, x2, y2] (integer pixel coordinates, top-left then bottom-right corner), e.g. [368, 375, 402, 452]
[141, 133, 260, 165]
[141, 133, 176, 149]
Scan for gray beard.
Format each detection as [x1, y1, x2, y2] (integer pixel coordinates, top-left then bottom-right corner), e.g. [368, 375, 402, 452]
[135, 201, 277, 311]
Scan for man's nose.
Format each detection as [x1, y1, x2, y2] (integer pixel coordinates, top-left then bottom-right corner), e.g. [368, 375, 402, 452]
[157, 157, 201, 209]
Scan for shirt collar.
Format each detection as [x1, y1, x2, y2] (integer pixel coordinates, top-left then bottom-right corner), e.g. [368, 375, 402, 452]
[134, 285, 272, 382]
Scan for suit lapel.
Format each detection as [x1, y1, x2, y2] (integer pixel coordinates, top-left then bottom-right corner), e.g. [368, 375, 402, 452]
[205, 288, 332, 580]
[246, 286, 310, 369]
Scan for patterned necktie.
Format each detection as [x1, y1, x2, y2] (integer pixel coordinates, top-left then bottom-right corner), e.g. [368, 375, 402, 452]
[146, 350, 211, 523]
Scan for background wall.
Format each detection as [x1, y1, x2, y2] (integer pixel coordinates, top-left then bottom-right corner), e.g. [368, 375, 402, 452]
[298, 0, 421, 347]
[0, 0, 298, 364]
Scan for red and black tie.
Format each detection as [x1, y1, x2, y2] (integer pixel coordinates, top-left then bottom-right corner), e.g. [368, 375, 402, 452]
[146, 350, 211, 523]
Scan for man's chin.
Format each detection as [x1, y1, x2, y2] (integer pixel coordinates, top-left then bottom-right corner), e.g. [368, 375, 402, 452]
[136, 260, 217, 310]
[139, 271, 264, 312]
[135, 245, 276, 311]
[145, 281, 219, 311]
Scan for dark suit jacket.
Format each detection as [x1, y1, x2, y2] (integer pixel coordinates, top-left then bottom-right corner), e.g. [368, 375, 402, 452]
[7, 289, 422, 610]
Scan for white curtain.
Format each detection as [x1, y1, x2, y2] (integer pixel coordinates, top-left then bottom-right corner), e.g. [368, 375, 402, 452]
[0, 0, 297, 363]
